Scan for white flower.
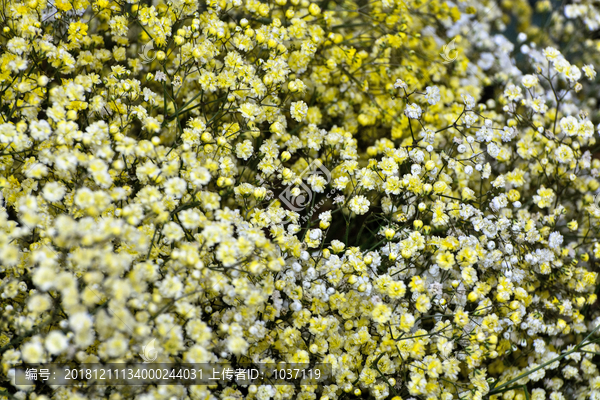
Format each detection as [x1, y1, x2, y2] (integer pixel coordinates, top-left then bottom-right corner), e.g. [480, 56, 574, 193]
[533, 338, 546, 354]
[308, 228, 322, 241]
[22, 339, 45, 363]
[521, 74, 538, 88]
[155, 71, 167, 82]
[583, 64, 596, 80]
[227, 336, 249, 355]
[290, 101, 308, 122]
[425, 86, 440, 105]
[543, 46, 560, 60]
[394, 79, 407, 89]
[349, 195, 370, 215]
[565, 65, 581, 82]
[487, 142, 500, 158]
[164, 177, 187, 198]
[553, 58, 570, 73]
[404, 103, 422, 119]
[106, 334, 128, 358]
[158, 274, 184, 298]
[462, 94, 475, 110]
[490, 194, 508, 211]
[236, 139, 254, 160]
[179, 209, 202, 230]
[189, 166, 211, 186]
[29, 119, 52, 140]
[239, 102, 258, 121]
[548, 232, 563, 249]
[42, 181, 67, 202]
[559, 116, 579, 136]
[528, 363, 546, 381]
[319, 210, 332, 222]
[45, 331, 69, 355]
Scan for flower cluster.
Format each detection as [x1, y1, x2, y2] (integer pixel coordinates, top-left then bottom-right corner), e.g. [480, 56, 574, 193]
[0, 0, 600, 400]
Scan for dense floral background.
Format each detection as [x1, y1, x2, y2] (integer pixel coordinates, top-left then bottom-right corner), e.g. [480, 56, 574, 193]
[1, 0, 600, 399]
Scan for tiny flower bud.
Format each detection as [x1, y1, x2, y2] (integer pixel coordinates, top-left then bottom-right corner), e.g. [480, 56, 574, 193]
[384, 228, 395, 240]
[308, 3, 321, 15]
[201, 132, 213, 142]
[37, 76, 49, 87]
